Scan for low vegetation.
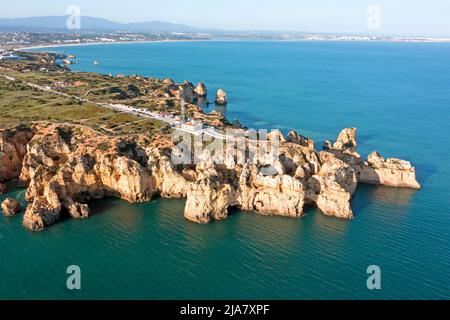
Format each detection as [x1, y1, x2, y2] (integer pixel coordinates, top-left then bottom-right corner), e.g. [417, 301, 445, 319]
[0, 54, 172, 136]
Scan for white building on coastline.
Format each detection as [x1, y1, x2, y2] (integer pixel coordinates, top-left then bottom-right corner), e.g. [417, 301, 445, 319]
[181, 120, 203, 133]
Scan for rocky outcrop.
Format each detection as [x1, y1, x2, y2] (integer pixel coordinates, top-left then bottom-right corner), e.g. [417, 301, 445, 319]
[306, 152, 357, 219]
[215, 89, 228, 105]
[354, 152, 421, 189]
[324, 128, 420, 189]
[0, 125, 34, 182]
[178, 81, 196, 103]
[163, 78, 175, 85]
[0, 122, 420, 231]
[238, 166, 307, 218]
[185, 161, 237, 223]
[324, 127, 358, 150]
[184, 159, 308, 223]
[17, 123, 359, 230]
[287, 131, 315, 149]
[194, 82, 207, 97]
[267, 130, 286, 143]
[323, 127, 361, 165]
[1, 198, 21, 216]
[20, 124, 160, 231]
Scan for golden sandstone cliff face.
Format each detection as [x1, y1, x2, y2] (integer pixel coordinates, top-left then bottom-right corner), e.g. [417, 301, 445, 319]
[0, 123, 420, 231]
[19, 124, 159, 230]
[324, 128, 421, 190]
[0, 126, 34, 183]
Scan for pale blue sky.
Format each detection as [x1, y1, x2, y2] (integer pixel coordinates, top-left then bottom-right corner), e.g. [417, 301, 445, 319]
[1, 0, 449, 36]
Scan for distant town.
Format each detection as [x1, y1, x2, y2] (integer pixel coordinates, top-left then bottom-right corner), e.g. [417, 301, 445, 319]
[1, 31, 450, 51]
[0, 32, 210, 51]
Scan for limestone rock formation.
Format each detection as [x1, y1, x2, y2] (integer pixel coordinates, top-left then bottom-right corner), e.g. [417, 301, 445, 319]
[267, 130, 286, 143]
[215, 89, 228, 105]
[0, 125, 34, 182]
[64, 198, 90, 219]
[20, 124, 159, 231]
[194, 82, 207, 97]
[287, 131, 315, 149]
[324, 128, 420, 189]
[0, 121, 421, 231]
[184, 159, 308, 223]
[354, 151, 421, 189]
[238, 169, 307, 218]
[178, 81, 195, 103]
[185, 173, 237, 223]
[324, 127, 358, 150]
[306, 152, 357, 219]
[323, 128, 362, 165]
[1, 198, 21, 216]
[163, 78, 175, 85]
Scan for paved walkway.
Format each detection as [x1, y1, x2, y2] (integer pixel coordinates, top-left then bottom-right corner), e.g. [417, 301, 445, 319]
[0, 73, 267, 143]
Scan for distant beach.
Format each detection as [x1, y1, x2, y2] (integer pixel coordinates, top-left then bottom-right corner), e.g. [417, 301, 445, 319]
[16, 35, 450, 52]
[16, 39, 205, 51]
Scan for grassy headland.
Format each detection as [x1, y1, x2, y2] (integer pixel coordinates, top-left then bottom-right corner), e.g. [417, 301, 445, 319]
[0, 51, 222, 136]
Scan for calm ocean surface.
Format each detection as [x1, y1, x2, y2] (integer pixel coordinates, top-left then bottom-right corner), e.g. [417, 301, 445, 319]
[2, 41, 450, 299]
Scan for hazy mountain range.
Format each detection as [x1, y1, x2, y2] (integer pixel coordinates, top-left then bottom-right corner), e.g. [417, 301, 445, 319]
[0, 16, 220, 33]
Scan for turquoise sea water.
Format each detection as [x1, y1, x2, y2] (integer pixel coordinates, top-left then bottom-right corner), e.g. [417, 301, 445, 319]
[1, 41, 450, 299]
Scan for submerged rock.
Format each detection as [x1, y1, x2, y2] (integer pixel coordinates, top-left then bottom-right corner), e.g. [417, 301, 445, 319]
[64, 199, 90, 219]
[0, 183, 7, 195]
[215, 89, 228, 105]
[1, 198, 21, 216]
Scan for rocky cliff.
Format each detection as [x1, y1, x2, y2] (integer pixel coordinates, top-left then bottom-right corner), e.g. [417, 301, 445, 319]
[0, 123, 420, 231]
[0, 125, 34, 182]
[354, 151, 421, 189]
[324, 128, 421, 189]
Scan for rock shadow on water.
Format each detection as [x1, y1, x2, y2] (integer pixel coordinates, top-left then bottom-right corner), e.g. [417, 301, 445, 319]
[352, 183, 417, 214]
[84, 196, 121, 217]
[357, 133, 378, 146]
[413, 162, 438, 186]
[56, 194, 137, 230]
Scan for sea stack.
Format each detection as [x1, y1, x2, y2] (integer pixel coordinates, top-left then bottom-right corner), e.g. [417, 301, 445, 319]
[194, 82, 207, 97]
[354, 151, 421, 189]
[1, 198, 21, 216]
[179, 81, 195, 103]
[215, 89, 228, 105]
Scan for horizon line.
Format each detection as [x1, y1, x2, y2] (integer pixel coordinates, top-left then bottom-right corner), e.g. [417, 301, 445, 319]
[0, 14, 449, 39]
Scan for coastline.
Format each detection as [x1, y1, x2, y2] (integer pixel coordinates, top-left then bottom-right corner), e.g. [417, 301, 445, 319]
[15, 39, 210, 51]
[0, 50, 421, 231]
[1, 39, 447, 301]
[15, 37, 450, 52]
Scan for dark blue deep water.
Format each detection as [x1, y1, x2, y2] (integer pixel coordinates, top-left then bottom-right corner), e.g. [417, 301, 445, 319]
[2, 41, 449, 299]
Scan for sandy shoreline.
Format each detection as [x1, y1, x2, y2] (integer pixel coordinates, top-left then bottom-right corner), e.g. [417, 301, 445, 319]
[13, 36, 450, 52]
[15, 39, 210, 51]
